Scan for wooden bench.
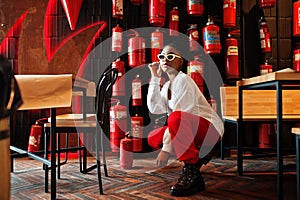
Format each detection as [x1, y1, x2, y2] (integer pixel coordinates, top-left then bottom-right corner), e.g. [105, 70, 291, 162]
[219, 85, 300, 165]
[291, 127, 300, 200]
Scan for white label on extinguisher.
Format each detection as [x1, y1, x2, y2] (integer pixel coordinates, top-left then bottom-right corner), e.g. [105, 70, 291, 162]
[204, 30, 220, 44]
[171, 15, 179, 21]
[151, 37, 161, 48]
[259, 29, 265, 39]
[190, 65, 203, 74]
[132, 82, 142, 99]
[260, 69, 269, 75]
[110, 110, 127, 119]
[112, 32, 122, 44]
[295, 53, 300, 61]
[227, 46, 238, 55]
[110, 120, 116, 132]
[260, 40, 266, 48]
[131, 121, 143, 138]
[116, 0, 123, 15]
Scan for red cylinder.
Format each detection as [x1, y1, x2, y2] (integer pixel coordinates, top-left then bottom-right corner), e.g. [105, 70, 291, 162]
[27, 123, 42, 152]
[260, 62, 273, 75]
[120, 137, 133, 169]
[258, 0, 276, 9]
[259, 18, 271, 53]
[131, 115, 143, 152]
[109, 102, 127, 152]
[131, 0, 144, 5]
[203, 18, 221, 55]
[151, 29, 164, 62]
[188, 24, 199, 52]
[149, 0, 166, 27]
[112, 0, 123, 19]
[293, 1, 300, 36]
[169, 7, 179, 36]
[112, 58, 125, 96]
[294, 48, 300, 72]
[223, 0, 236, 29]
[259, 124, 276, 148]
[225, 35, 239, 79]
[112, 24, 123, 52]
[132, 74, 142, 106]
[128, 31, 146, 68]
[188, 55, 204, 93]
[187, 0, 204, 16]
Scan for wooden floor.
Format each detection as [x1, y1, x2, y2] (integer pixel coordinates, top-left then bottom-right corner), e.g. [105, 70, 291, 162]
[9, 151, 297, 200]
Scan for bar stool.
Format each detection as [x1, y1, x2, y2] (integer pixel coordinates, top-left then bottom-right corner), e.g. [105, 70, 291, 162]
[291, 127, 300, 200]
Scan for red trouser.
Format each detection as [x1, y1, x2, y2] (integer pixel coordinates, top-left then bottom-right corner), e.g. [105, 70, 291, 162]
[148, 111, 220, 164]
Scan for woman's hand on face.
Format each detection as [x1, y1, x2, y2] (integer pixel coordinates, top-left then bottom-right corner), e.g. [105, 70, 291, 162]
[148, 62, 162, 78]
[156, 150, 170, 168]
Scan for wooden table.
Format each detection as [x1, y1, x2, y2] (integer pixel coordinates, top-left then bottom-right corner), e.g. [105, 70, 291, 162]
[236, 71, 300, 200]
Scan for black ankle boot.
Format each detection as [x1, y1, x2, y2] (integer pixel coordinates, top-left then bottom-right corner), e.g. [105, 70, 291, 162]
[169, 161, 205, 197]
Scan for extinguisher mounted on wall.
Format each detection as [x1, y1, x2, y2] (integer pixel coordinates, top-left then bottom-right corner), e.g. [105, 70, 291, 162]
[112, 24, 123, 52]
[149, 0, 166, 27]
[202, 17, 221, 55]
[112, 0, 123, 19]
[109, 98, 128, 152]
[151, 28, 164, 62]
[112, 58, 125, 96]
[128, 29, 146, 68]
[258, 17, 272, 53]
[187, 0, 204, 16]
[225, 32, 239, 80]
[223, 0, 237, 29]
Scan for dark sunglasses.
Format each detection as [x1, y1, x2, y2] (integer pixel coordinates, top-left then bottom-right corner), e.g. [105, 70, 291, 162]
[157, 53, 181, 61]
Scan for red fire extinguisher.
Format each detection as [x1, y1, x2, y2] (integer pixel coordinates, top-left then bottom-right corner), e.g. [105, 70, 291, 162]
[149, 0, 166, 27]
[132, 74, 142, 106]
[260, 59, 273, 75]
[112, 0, 123, 19]
[151, 28, 164, 62]
[293, 1, 300, 36]
[187, 55, 204, 93]
[131, 0, 144, 5]
[112, 58, 125, 96]
[259, 123, 276, 148]
[294, 46, 300, 72]
[110, 99, 128, 152]
[131, 114, 143, 152]
[223, 0, 236, 29]
[112, 24, 123, 52]
[27, 121, 42, 152]
[225, 33, 239, 80]
[188, 24, 200, 52]
[202, 17, 221, 55]
[258, 17, 271, 53]
[187, 0, 204, 16]
[128, 30, 146, 68]
[258, 0, 276, 9]
[169, 7, 179, 36]
[120, 133, 133, 169]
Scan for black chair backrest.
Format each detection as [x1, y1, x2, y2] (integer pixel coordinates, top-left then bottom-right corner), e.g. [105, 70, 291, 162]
[95, 68, 118, 127]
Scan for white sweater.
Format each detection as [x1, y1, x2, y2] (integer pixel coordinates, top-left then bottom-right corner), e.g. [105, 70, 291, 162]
[147, 72, 224, 153]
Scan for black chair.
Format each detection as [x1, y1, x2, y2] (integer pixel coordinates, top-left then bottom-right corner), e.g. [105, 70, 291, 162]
[41, 68, 118, 196]
[94, 67, 118, 194]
